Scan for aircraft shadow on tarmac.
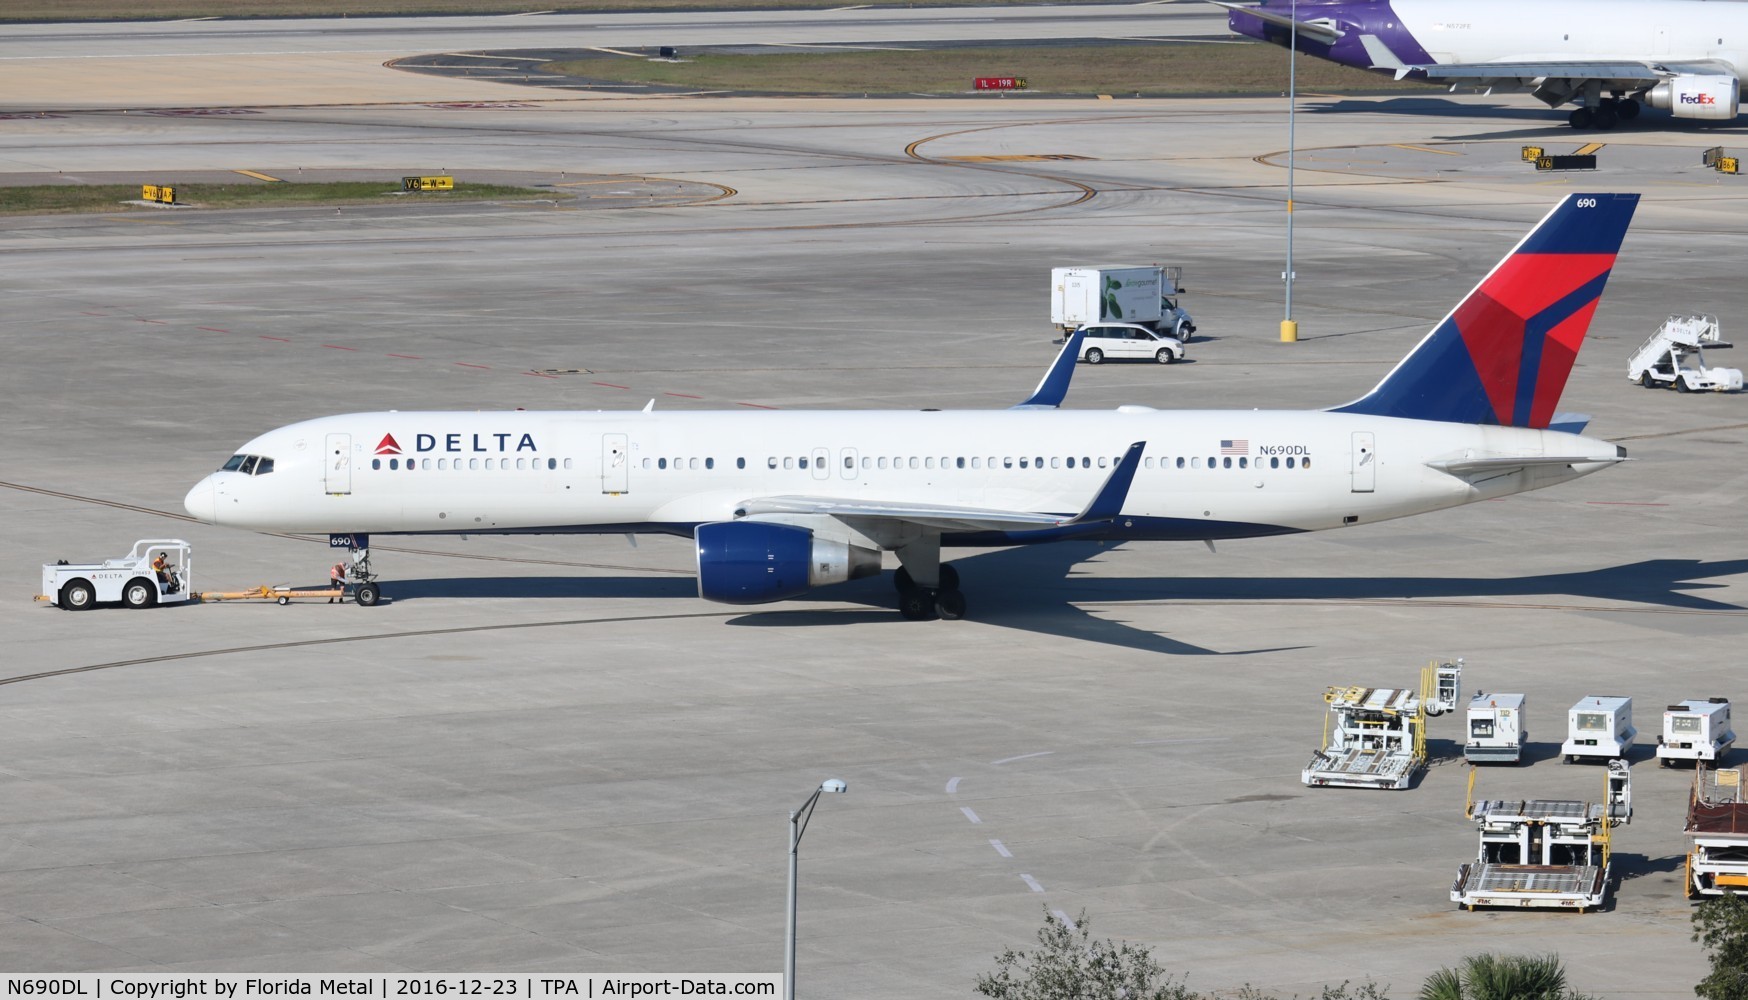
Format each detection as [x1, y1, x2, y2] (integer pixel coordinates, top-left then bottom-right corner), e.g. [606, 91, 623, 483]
[1305, 96, 1748, 140]
[384, 546, 1748, 656]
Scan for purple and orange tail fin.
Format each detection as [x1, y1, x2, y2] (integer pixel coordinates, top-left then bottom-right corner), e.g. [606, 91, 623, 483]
[1333, 193, 1638, 428]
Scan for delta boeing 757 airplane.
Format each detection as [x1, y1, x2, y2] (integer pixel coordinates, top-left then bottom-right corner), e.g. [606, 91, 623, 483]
[183, 193, 1636, 621]
[1222, 0, 1748, 129]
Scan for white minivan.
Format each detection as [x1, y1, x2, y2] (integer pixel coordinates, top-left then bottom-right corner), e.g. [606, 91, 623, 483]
[1076, 323, 1185, 365]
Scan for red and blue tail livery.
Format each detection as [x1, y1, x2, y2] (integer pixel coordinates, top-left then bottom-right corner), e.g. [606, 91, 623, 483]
[1334, 193, 1639, 428]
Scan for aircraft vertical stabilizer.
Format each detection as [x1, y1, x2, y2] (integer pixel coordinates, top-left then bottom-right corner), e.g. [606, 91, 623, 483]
[1333, 193, 1639, 428]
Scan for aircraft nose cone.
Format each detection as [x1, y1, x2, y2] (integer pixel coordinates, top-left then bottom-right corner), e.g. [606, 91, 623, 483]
[184, 476, 218, 523]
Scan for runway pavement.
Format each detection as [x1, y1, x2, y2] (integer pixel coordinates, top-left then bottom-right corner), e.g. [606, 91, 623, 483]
[2, 8, 1747, 996]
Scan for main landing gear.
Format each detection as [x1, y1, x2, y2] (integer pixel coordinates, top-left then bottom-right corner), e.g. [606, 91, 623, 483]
[891, 532, 965, 620]
[894, 564, 965, 621]
[1569, 96, 1640, 130]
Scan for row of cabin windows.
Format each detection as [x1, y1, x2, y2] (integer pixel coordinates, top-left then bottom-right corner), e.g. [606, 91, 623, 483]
[371, 454, 1314, 473]
[641, 455, 1313, 471]
[373, 457, 573, 471]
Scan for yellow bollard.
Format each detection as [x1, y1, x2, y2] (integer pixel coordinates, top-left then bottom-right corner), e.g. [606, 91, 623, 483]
[1280, 319, 1298, 343]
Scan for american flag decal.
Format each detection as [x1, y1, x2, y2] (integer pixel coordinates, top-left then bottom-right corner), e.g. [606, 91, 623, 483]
[1220, 439, 1248, 455]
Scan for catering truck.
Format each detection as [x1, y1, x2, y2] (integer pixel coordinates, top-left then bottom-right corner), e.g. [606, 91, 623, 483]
[1051, 266, 1195, 341]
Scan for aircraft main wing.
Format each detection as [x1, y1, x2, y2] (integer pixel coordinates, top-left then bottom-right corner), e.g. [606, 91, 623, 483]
[1398, 61, 1666, 84]
[739, 441, 1147, 534]
[738, 497, 1078, 533]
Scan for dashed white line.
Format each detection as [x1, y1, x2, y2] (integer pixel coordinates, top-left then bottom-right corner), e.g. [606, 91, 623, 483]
[990, 839, 1012, 858]
[992, 751, 1054, 766]
[960, 806, 982, 825]
[1020, 874, 1045, 893]
[945, 777, 961, 794]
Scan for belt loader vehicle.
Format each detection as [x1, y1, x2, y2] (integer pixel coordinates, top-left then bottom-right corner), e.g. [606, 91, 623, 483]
[1465, 692, 1527, 764]
[1660, 699, 1735, 767]
[1685, 765, 1748, 898]
[1302, 660, 1462, 789]
[37, 539, 191, 610]
[1563, 696, 1636, 763]
[1452, 760, 1631, 911]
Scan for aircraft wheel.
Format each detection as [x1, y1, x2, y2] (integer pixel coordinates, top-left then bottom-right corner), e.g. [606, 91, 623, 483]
[1593, 106, 1619, 130]
[935, 589, 967, 621]
[1156, 348, 1177, 364]
[123, 579, 158, 609]
[899, 589, 936, 621]
[61, 580, 95, 611]
[1618, 97, 1641, 120]
[1569, 106, 1594, 129]
[1085, 348, 1104, 365]
[356, 583, 382, 607]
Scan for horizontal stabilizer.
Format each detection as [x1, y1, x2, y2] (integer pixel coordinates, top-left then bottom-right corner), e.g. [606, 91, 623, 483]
[1209, 1, 1344, 44]
[1426, 453, 1627, 479]
[1549, 412, 1591, 435]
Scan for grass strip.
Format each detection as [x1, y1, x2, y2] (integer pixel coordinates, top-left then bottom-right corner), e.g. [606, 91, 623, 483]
[0, 181, 547, 215]
[8, 0, 1052, 21]
[543, 42, 1441, 95]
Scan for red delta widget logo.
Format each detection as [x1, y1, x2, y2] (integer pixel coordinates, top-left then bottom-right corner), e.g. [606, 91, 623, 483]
[375, 432, 538, 455]
[1682, 93, 1719, 104]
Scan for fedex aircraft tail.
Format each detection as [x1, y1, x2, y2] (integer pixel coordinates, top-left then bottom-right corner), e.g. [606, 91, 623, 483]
[1333, 193, 1639, 428]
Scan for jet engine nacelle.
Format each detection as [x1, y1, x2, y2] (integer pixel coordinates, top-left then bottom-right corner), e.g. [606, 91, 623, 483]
[1647, 74, 1740, 120]
[694, 520, 881, 605]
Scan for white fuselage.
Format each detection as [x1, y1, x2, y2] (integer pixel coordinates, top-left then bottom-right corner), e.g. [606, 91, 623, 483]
[1397, 0, 1748, 76]
[184, 408, 1621, 543]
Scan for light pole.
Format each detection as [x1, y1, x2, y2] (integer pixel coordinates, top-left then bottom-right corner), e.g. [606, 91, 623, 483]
[786, 778, 846, 1000]
[1282, 0, 1299, 343]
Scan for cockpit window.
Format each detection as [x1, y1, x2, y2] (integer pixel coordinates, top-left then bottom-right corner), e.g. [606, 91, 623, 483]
[221, 453, 276, 475]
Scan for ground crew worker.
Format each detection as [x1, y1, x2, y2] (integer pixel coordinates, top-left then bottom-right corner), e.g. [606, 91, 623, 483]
[152, 552, 172, 591]
[329, 562, 347, 603]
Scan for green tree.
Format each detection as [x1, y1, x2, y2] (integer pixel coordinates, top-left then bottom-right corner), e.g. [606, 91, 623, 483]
[975, 909, 1196, 1000]
[1419, 953, 1587, 1000]
[1694, 894, 1748, 1000]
